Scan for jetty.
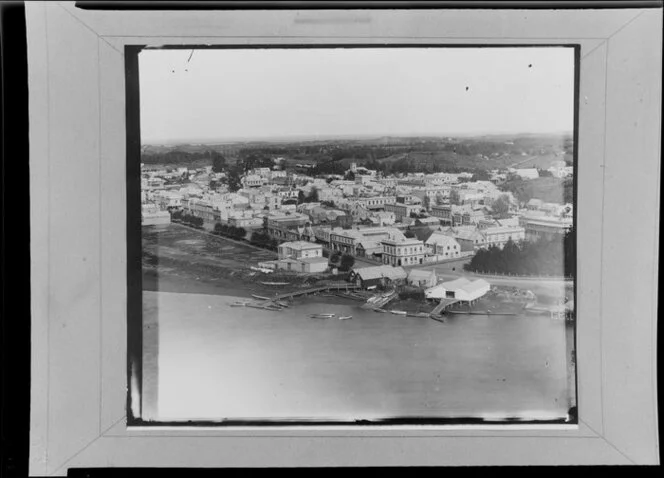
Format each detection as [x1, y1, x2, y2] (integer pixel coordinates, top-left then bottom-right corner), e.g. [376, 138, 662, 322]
[430, 298, 460, 316]
[362, 290, 398, 310]
[270, 283, 361, 301]
[244, 283, 362, 311]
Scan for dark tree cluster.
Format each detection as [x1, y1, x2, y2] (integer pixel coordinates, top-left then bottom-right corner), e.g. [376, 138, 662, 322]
[171, 210, 204, 229]
[398, 287, 425, 301]
[298, 188, 319, 204]
[250, 231, 279, 250]
[338, 254, 355, 272]
[213, 223, 247, 240]
[142, 150, 227, 166]
[221, 166, 243, 192]
[239, 152, 274, 172]
[463, 229, 575, 278]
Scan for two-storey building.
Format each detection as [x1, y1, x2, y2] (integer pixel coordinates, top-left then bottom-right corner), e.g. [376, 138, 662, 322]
[381, 237, 426, 266]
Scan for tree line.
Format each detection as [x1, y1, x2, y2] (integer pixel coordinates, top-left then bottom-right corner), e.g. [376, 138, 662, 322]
[463, 228, 576, 278]
[213, 223, 247, 240]
[171, 210, 204, 229]
[142, 150, 227, 165]
[249, 231, 280, 250]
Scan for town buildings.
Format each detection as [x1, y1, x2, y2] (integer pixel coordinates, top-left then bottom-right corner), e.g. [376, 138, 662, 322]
[140, 150, 573, 277]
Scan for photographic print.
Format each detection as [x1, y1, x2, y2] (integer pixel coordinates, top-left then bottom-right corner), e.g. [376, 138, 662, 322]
[136, 46, 577, 424]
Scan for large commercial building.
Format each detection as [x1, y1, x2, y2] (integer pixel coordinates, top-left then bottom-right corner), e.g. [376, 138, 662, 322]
[381, 237, 426, 266]
[480, 225, 526, 248]
[384, 203, 423, 222]
[519, 215, 573, 242]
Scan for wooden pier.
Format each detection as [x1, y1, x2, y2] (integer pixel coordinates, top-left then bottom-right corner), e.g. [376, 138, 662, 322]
[430, 298, 460, 316]
[265, 283, 361, 302]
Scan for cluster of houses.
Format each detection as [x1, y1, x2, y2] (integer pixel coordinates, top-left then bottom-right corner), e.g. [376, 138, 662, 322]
[141, 157, 574, 275]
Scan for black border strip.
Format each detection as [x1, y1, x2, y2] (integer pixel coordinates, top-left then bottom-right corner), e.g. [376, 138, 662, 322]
[126, 45, 145, 423]
[127, 43, 580, 427]
[1, 3, 31, 477]
[77, 1, 664, 10]
[570, 42, 579, 423]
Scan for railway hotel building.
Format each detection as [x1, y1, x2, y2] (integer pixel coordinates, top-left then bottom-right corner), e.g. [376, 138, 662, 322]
[381, 238, 426, 266]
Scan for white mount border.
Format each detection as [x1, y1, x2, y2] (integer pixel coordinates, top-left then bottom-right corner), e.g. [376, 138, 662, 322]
[27, 3, 660, 474]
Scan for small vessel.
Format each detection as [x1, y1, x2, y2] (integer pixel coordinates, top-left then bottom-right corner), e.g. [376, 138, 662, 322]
[260, 281, 290, 286]
[251, 294, 271, 300]
[390, 310, 408, 315]
[338, 315, 353, 320]
[229, 303, 248, 307]
[373, 308, 386, 313]
[310, 313, 335, 318]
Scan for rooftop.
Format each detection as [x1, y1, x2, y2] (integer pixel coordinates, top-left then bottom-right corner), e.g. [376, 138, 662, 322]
[279, 241, 322, 250]
[352, 265, 408, 281]
[408, 269, 436, 280]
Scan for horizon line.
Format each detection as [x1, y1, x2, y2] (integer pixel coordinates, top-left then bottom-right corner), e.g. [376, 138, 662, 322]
[142, 131, 574, 146]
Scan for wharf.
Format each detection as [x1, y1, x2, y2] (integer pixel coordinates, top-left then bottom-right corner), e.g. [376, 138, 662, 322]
[430, 298, 461, 316]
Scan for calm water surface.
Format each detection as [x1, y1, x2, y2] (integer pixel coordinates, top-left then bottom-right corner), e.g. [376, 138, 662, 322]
[143, 290, 574, 422]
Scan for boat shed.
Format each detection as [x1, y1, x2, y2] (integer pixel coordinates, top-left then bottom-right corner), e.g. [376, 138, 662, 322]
[348, 265, 407, 289]
[424, 277, 490, 304]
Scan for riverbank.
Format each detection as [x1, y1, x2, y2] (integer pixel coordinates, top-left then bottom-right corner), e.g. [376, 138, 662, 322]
[143, 224, 572, 315]
[143, 224, 354, 299]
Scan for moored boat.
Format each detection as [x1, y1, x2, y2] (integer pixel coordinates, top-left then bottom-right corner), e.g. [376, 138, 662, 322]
[338, 316, 352, 320]
[390, 310, 407, 315]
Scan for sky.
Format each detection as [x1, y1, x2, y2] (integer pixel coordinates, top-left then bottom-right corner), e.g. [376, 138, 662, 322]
[139, 47, 575, 144]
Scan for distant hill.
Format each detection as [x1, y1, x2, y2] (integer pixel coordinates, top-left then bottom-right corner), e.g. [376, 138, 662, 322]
[140, 133, 573, 172]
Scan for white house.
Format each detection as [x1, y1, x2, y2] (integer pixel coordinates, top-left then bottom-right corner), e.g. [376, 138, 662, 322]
[278, 241, 323, 260]
[425, 232, 461, 258]
[424, 277, 490, 304]
[407, 269, 437, 288]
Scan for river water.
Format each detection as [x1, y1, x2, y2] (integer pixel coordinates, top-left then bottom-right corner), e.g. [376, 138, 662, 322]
[143, 290, 574, 422]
